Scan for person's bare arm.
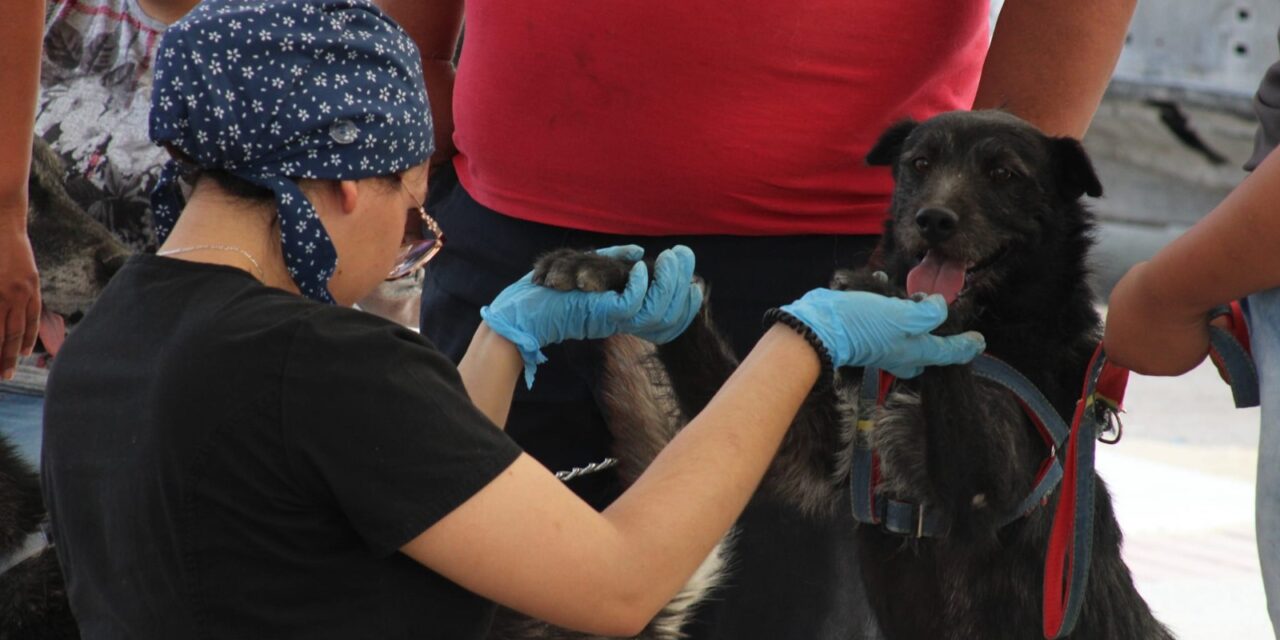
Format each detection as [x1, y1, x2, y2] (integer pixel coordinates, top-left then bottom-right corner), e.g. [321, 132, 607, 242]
[974, 0, 1137, 138]
[456, 321, 522, 428]
[0, 1, 44, 380]
[376, 0, 464, 168]
[403, 326, 820, 636]
[1105, 148, 1280, 375]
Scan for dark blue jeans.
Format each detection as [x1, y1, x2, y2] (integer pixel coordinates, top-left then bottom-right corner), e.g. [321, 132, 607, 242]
[420, 165, 884, 639]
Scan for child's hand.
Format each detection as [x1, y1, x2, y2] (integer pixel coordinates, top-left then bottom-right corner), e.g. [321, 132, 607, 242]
[1103, 261, 1212, 375]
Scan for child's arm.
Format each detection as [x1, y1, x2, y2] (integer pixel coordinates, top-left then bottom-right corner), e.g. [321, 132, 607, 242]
[0, 2, 44, 380]
[1105, 148, 1280, 375]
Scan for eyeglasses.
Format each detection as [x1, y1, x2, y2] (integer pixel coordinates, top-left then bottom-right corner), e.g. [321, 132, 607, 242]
[387, 179, 445, 280]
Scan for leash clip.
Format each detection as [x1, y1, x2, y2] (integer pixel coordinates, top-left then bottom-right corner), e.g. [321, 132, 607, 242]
[1094, 399, 1123, 445]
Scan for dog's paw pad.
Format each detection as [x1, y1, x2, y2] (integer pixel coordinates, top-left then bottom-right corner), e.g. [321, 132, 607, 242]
[532, 249, 634, 293]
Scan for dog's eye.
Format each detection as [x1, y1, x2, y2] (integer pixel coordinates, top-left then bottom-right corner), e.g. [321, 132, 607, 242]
[912, 158, 931, 173]
[989, 167, 1012, 182]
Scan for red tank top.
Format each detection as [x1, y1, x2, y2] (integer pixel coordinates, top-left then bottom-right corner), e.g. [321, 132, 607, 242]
[452, 1, 989, 236]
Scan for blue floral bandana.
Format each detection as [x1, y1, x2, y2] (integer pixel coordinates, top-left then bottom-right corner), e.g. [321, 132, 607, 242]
[149, 0, 434, 303]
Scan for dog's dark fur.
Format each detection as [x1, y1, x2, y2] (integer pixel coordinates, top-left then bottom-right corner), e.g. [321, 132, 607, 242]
[517, 111, 1173, 639]
[845, 110, 1172, 640]
[0, 138, 128, 639]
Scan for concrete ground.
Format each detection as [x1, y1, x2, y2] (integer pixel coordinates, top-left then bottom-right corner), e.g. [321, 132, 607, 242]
[1098, 350, 1270, 639]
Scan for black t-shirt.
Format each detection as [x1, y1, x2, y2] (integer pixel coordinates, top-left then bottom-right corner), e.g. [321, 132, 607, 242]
[41, 255, 523, 639]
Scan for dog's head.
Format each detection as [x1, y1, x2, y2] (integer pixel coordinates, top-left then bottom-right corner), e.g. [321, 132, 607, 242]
[27, 137, 132, 353]
[866, 110, 1101, 323]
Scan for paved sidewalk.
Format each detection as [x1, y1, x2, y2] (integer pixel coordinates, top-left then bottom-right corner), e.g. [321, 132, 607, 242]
[1100, 357, 1271, 638]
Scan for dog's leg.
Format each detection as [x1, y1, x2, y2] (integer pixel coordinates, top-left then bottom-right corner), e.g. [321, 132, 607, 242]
[652, 297, 850, 517]
[482, 337, 731, 640]
[651, 305, 737, 424]
[916, 366, 1042, 543]
[486, 250, 729, 640]
[598, 335, 685, 484]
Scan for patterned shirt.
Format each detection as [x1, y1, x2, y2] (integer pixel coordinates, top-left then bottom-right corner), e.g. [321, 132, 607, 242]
[0, 1, 171, 393]
[37, 0, 171, 253]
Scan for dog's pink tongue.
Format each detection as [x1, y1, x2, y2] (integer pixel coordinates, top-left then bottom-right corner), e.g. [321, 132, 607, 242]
[38, 309, 67, 357]
[906, 251, 967, 304]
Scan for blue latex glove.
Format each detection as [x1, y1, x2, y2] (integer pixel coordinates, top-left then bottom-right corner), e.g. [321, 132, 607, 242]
[482, 245, 650, 388]
[617, 245, 704, 344]
[776, 290, 984, 378]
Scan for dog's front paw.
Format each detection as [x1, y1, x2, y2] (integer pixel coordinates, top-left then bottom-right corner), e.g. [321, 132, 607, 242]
[532, 249, 635, 293]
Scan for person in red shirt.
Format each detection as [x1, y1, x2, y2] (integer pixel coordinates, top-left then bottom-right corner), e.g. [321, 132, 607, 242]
[380, 2, 1136, 637]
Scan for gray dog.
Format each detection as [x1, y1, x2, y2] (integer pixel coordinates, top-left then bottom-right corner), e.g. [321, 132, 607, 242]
[27, 137, 131, 338]
[0, 138, 130, 639]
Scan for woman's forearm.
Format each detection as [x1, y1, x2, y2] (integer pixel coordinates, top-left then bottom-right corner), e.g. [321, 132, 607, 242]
[457, 321, 522, 428]
[407, 325, 820, 636]
[598, 325, 820, 618]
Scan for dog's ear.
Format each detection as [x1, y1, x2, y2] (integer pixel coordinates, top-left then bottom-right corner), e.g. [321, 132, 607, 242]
[866, 119, 919, 166]
[1050, 137, 1103, 200]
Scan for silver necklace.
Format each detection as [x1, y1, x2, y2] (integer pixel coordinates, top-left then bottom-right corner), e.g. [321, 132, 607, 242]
[157, 244, 265, 280]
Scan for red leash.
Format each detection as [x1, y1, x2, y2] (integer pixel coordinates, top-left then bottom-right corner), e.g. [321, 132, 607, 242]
[1042, 344, 1129, 638]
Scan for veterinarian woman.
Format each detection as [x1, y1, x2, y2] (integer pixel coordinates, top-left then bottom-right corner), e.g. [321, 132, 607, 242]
[39, 2, 984, 637]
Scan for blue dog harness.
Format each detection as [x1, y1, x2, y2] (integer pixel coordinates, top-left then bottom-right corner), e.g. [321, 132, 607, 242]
[849, 307, 1259, 639]
[849, 353, 1071, 539]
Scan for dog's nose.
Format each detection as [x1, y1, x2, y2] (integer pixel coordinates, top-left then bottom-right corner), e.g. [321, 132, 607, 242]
[915, 207, 958, 243]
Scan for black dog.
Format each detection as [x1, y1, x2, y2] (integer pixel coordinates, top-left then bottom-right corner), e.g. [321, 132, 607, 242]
[522, 110, 1173, 639]
[846, 110, 1172, 639]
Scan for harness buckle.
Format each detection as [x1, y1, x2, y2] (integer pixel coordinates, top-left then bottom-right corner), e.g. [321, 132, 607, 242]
[1096, 404, 1124, 445]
